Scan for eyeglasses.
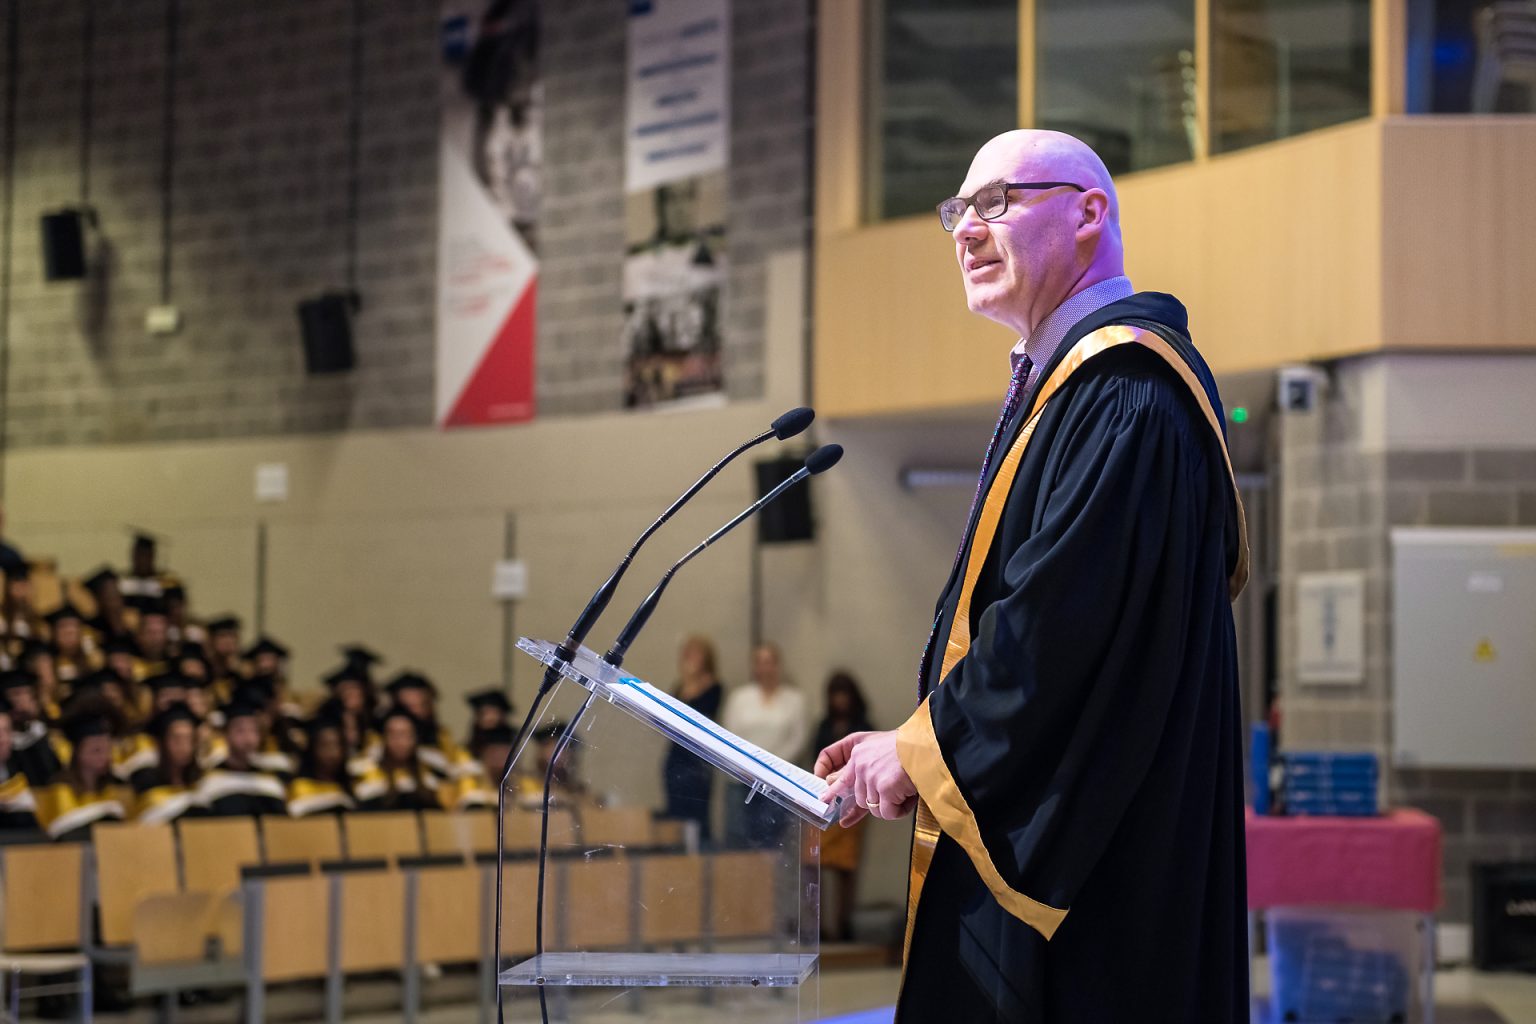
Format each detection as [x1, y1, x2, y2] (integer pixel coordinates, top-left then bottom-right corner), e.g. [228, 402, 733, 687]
[937, 181, 1087, 232]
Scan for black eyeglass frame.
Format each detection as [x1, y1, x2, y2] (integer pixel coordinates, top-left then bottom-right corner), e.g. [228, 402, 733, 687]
[937, 180, 1087, 232]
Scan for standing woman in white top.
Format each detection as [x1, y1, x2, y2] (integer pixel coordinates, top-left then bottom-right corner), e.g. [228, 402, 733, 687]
[721, 642, 806, 848]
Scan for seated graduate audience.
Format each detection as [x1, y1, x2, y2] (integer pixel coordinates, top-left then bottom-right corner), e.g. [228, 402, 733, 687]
[47, 603, 101, 685]
[82, 567, 132, 645]
[0, 697, 40, 833]
[355, 705, 447, 812]
[448, 722, 512, 810]
[199, 698, 288, 816]
[34, 698, 131, 840]
[383, 671, 475, 779]
[2, 668, 66, 786]
[464, 687, 512, 752]
[131, 703, 206, 824]
[287, 715, 356, 817]
[515, 721, 593, 810]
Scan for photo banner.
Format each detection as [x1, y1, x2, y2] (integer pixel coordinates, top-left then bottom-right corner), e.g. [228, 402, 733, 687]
[435, 2, 541, 428]
[622, 0, 730, 410]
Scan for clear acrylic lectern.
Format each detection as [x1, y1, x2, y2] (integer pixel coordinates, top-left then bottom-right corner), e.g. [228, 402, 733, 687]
[497, 638, 835, 1022]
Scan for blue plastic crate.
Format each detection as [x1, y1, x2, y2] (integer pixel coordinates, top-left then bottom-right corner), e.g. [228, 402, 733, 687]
[1267, 908, 1417, 1023]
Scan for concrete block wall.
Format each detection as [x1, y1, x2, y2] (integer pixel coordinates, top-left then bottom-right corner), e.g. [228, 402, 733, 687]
[1277, 355, 1536, 925]
[0, 0, 808, 443]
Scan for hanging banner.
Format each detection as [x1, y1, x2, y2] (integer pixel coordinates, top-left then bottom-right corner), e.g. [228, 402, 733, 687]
[622, 0, 730, 410]
[435, 2, 541, 428]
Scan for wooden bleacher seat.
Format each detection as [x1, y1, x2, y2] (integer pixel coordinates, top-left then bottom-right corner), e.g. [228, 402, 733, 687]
[332, 863, 405, 975]
[343, 810, 423, 863]
[650, 819, 688, 847]
[638, 853, 704, 945]
[412, 860, 484, 964]
[179, 816, 261, 894]
[422, 810, 496, 860]
[579, 806, 653, 848]
[243, 866, 330, 984]
[0, 843, 92, 1013]
[561, 853, 632, 949]
[93, 820, 181, 947]
[709, 850, 778, 939]
[262, 814, 343, 866]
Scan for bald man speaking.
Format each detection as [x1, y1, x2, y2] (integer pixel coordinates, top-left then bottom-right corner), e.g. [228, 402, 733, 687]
[817, 131, 1251, 1021]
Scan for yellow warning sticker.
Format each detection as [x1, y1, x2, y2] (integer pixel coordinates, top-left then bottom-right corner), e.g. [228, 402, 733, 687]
[1474, 638, 1497, 663]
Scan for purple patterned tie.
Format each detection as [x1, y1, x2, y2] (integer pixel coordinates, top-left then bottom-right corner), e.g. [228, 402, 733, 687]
[917, 355, 1033, 695]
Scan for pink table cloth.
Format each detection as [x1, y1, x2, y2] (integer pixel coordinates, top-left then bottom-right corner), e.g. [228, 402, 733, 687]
[1245, 808, 1442, 913]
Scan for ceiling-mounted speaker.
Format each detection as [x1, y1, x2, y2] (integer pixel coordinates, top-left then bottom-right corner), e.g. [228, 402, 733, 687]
[40, 208, 91, 281]
[297, 292, 359, 375]
[755, 456, 816, 544]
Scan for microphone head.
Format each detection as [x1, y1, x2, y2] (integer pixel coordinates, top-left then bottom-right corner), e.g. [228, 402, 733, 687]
[771, 407, 815, 441]
[804, 444, 844, 475]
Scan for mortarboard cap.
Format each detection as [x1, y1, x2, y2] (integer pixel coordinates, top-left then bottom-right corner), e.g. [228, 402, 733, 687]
[242, 635, 290, 661]
[384, 672, 437, 698]
[103, 636, 138, 657]
[221, 697, 265, 723]
[378, 704, 422, 729]
[138, 598, 169, 618]
[532, 721, 568, 743]
[465, 688, 512, 714]
[82, 566, 118, 591]
[476, 723, 515, 747]
[44, 604, 85, 626]
[3, 560, 30, 581]
[162, 583, 186, 601]
[340, 644, 382, 667]
[144, 671, 190, 694]
[205, 615, 241, 635]
[146, 702, 200, 739]
[60, 698, 119, 744]
[0, 669, 37, 693]
[132, 532, 157, 551]
[322, 664, 366, 690]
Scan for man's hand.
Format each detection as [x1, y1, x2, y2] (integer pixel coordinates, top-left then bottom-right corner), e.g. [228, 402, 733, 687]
[815, 729, 917, 826]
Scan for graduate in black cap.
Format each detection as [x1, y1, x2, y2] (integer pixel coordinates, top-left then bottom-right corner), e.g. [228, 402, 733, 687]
[243, 636, 288, 678]
[1, 561, 44, 669]
[198, 697, 288, 816]
[384, 672, 475, 779]
[446, 723, 513, 810]
[46, 604, 102, 686]
[0, 695, 40, 833]
[33, 697, 131, 840]
[288, 715, 356, 817]
[464, 688, 513, 754]
[161, 583, 201, 650]
[82, 567, 132, 644]
[17, 638, 63, 722]
[132, 703, 208, 824]
[2, 669, 68, 786]
[203, 616, 246, 699]
[133, 600, 174, 674]
[354, 706, 448, 812]
[120, 532, 177, 614]
[317, 666, 379, 773]
[514, 721, 591, 809]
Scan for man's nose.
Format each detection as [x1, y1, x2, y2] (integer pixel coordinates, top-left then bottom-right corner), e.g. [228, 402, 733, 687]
[953, 206, 988, 245]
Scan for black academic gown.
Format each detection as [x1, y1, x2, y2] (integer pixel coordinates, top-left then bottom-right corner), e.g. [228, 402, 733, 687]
[896, 293, 1248, 1024]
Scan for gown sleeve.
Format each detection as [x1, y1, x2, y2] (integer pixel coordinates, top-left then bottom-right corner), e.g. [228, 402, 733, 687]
[896, 361, 1219, 938]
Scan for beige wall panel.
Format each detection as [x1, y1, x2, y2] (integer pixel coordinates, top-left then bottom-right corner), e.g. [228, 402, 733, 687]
[1380, 117, 1536, 349]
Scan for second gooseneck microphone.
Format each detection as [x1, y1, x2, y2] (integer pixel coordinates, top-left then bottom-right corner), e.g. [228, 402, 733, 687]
[602, 443, 844, 669]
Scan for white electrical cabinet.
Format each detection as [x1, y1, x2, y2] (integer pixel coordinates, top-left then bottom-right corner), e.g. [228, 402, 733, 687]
[1392, 528, 1536, 769]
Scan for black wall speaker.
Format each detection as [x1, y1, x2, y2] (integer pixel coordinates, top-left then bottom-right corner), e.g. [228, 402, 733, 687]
[297, 292, 358, 374]
[40, 209, 88, 281]
[754, 456, 815, 544]
[1473, 862, 1536, 972]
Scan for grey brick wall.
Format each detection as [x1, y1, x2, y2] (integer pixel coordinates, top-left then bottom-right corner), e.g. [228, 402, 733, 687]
[0, 0, 808, 443]
[1277, 359, 1536, 924]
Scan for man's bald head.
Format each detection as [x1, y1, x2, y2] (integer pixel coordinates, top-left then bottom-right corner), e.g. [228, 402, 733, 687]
[963, 130, 1120, 233]
[950, 130, 1125, 338]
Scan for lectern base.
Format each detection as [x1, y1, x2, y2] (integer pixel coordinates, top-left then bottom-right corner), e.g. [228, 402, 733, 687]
[500, 952, 819, 988]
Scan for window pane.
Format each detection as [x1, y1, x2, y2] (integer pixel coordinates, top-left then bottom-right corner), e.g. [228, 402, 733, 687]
[1212, 0, 1372, 153]
[1411, 0, 1536, 113]
[1036, 0, 1197, 175]
[869, 0, 1019, 221]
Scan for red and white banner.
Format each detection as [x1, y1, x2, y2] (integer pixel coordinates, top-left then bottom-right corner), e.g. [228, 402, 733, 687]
[435, 3, 541, 428]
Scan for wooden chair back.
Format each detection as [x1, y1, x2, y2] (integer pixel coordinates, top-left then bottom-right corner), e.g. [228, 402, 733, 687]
[179, 817, 261, 893]
[93, 821, 179, 946]
[422, 810, 496, 860]
[262, 814, 343, 866]
[344, 811, 422, 863]
[336, 867, 405, 972]
[709, 850, 778, 939]
[414, 863, 483, 963]
[0, 843, 84, 951]
[638, 853, 703, 944]
[254, 872, 331, 982]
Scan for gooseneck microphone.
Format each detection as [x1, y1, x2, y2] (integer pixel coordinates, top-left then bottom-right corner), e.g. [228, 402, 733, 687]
[494, 407, 814, 1024]
[602, 443, 844, 669]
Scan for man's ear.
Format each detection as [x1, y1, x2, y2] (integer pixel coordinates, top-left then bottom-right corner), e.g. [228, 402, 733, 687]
[1077, 189, 1110, 235]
